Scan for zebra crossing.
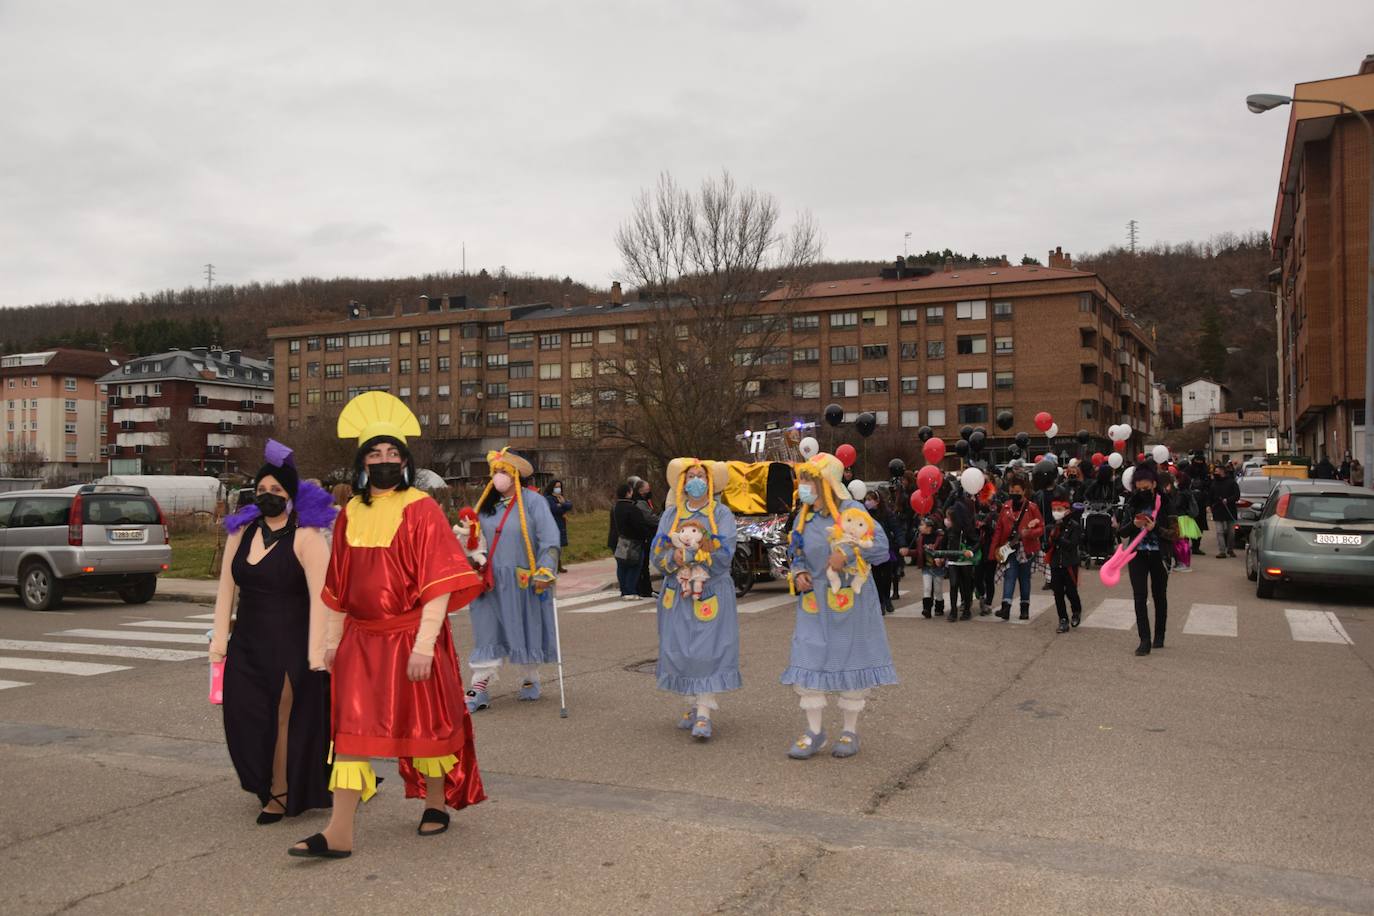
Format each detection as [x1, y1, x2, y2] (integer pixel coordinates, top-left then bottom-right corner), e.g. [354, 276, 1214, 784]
[0, 610, 208, 691]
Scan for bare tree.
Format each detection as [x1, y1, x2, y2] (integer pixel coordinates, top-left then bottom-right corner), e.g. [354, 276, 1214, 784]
[1, 441, 47, 478]
[584, 171, 823, 467]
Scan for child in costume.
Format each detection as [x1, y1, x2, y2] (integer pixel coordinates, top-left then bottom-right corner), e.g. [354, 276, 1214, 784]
[826, 507, 874, 595]
[651, 458, 739, 740]
[899, 515, 945, 618]
[463, 448, 560, 712]
[290, 393, 485, 860]
[783, 453, 896, 760]
[1045, 488, 1084, 632]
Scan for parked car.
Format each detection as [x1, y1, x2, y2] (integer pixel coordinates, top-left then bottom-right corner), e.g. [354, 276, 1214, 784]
[0, 484, 171, 610]
[1233, 477, 1325, 548]
[1245, 481, 1374, 599]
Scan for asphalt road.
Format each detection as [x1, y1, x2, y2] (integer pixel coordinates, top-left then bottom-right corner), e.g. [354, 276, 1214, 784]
[0, 554, 1371, 915]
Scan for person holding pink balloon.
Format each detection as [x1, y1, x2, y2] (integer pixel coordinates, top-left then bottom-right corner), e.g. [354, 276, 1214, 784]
[1116, 464, 1180, 655]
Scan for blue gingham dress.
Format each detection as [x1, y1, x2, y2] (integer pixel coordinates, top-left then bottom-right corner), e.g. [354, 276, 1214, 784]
[781, 498, 898, 692]
[467, 492, 562, 666]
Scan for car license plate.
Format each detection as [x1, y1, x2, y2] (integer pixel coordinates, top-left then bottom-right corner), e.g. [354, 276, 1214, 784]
[1314, 534, 1362, 546]
[109, 529, 144, 542]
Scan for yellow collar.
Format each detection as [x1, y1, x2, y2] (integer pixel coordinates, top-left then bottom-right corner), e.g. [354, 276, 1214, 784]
[345, 488, 430, 548]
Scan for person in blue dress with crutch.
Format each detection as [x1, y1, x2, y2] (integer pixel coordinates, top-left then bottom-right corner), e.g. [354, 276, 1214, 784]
[651, 458, 739, 741]
[782, 452, 897, 759]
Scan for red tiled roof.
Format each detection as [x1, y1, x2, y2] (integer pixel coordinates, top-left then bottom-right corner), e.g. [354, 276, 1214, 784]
[766, 265, 1094, 301]
[1208, 411, 1278, 429]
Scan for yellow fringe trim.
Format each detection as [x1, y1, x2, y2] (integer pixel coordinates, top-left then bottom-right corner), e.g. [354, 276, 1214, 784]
[411, 754, 458, 778]
[329, 760, 378, 802]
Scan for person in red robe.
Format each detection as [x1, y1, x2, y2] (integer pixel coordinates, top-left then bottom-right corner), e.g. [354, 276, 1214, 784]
[290, 392, 484, 860]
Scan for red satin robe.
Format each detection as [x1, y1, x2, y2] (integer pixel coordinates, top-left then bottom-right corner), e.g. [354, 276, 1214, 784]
[322, 490, 487, 810]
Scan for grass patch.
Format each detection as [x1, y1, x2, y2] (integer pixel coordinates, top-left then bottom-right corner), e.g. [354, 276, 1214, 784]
[563, 510, 611, 564]
[168, 529, 223, 579]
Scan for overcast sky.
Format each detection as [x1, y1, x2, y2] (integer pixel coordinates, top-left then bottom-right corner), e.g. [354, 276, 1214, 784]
[1, 1, 1370, 307]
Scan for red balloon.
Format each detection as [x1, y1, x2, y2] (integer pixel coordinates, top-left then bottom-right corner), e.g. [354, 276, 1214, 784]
[1034, 411, 1054, 432]
[911, 491, 934, 515]
[1091, 452, 1106, 467]
[1136, 452, 1146, 463]
[1034, 454, 1044, 462]
[917, 465, 943, 494]
[922, 437, 946, 464]
[1112, 439, 1126, 451]
[835, 444, 857, 468]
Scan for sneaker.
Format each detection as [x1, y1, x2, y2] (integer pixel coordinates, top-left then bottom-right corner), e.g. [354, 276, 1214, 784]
[1056, 618, 1070, 633]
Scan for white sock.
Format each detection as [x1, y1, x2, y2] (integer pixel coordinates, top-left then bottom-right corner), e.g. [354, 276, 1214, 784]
[694, 693, 716, 719]
[805, 706, 823, 735]
[842, 706, 860, 734]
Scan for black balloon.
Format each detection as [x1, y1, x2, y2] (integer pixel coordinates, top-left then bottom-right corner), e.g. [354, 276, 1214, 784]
[1008, 444, 1022, 459]
[917, 425, 934, 442]
[855, 411, 877, 437]
[1015, 431, 1031, 448]
[1076, 428, 1091, 445]
[995, 410, 1014, 431]
[823, 403, 844, 427]
[973, 426, 987, 438]
[959, 425, 974, 441]
[969, 430, 986, 452]
[953, 439, 970, 457]
[1032, 458, 1058, 490]
[888, 458, 906, 477]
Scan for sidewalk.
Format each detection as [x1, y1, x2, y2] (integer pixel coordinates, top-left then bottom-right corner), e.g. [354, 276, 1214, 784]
[154, 555, 622, 604]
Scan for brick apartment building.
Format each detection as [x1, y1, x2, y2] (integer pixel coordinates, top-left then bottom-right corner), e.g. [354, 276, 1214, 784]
[1269, 54, 1373, 462]
[268, 249, 1156, 480]
[97, 347, 274, 475]
[1, 348, 120, 480]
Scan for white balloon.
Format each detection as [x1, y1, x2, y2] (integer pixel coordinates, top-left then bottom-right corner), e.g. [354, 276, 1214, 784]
[1046, 423, 1059, 439]
[1122, 467, 1135, 491]
[848, 479, 868, 500]
[1108, 424, 1123, 441]
[1119, 424, 1133, 439]
[960, 467, 986, 494]
[799, 436, 819, 459]
[1108, 452, 1123, 469]
[1152, 444, 1170, 464]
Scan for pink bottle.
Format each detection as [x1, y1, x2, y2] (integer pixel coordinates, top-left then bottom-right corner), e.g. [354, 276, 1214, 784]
[209, 659, 225, 705]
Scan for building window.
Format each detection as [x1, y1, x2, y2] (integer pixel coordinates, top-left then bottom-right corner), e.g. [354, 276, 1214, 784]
[461, 381, 480, 397]
[486, 324, 506, 340]
[326, 390, 343, 403]
[539, 333, 562, 350]
[900, 376, 919, 394]
[509, 420, 534, 438]
[509, 391, 533, 409]
[487, 411, 508, 428]
[793, 381, 820, 399]
[461, 351, 482, 369]
[1079, 400, 1096, 419]
[539, 363, 562, 380]
[927, 341, 945, 359]
[926, 306, 944, 324]
[325, 364, 342, 379]
[927, 408, 947, 427]
[830, 346, 858, 364]
[461, 323, 481, 339]
[860, 309, 887, 327]
[570, 361, 592, 379]
[307, 362, 320, 377]
[830, 312, 858, 330]
[438, 356, 450, 372]
[956, 335, 986, 355]
[570, 332, 593, 348]
[1079, 293, 1096, 313]
[289, 367, 300, 381]
[64, 421, 77, 434]
[597, 359, 617, 376]
[399, 331, 412, 346]
[571, 391, 591, 407]
[508, 333, 532, 349]
[1243, 429, 1255, 445]
[862, 344, 888, 360]
[289, 340, 301, 354]
[439, 413, 451, 426]
[995, 371, 1014, 389]
[539, 394, 562, 410]
[899, 308, 919, 325]
[899, 342, 920, 360]
[539, 422, 561, 438]
[399, 386, 411, 398]
[993, 300, 1013, 319]
[955, 300, 987, 320]
[792, 314, 819, 331]
[438, 328, 451, 343]
[793, 347, 819, 364]
[416, 358, 429, 373]
[64, 399, 76, 412]
[347, 358, 390, 375]
[64, 377, 77, 391]
[598, 329, 616, 344]
[306, 389, 321, 404]
[1219, 430, 1231, 446]
[862, 377, 889, 394]
[624, 326, 639, 341]
[326, 336, 344, 350]
[289, 393, 300, 407]
[994, 336, 1013, 355]
[418, 330, 431, 345]
[347, 331, 391, 347]
[900, 410, 920, 427]
[486, 354, 508, 370]
[958, 404, 988, 424]
[398, 359, 411, 374]
[830, 379, 858, 398]
[437, 384, 451, 397]
[956, 371, 988, 389]
[486, 382, 508, 397]
[927, 374, 946, 392]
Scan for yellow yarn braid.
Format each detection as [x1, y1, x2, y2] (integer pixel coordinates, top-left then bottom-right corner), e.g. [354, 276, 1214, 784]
[671, 459, 720, 538]
[794, 469, 841, 534]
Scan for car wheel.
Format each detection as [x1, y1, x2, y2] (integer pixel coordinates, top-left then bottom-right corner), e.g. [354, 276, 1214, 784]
[731, 545, 754, 599]
[20, 562, 64, 611]
[1256, 573, 1276, 599]
[118, 577, 158, 605]
[1245, 548, 1257, 582]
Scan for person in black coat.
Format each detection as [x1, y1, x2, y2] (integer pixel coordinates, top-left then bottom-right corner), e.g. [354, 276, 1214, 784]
[1208, 465, 1241, 558]
[1313, 455, 1338, 480]
[543, 479, 572, 573]
[629, 477, 660, 597]
[1045, 488, 1083, 633]
[1118, 464, 1179, 656]
[863, 490, 900, 615]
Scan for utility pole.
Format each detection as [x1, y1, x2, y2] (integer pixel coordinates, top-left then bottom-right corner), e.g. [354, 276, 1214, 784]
[1126, 220, 1139, 254]
[204, 263, 215, 294]
[904, 232, 912, 259]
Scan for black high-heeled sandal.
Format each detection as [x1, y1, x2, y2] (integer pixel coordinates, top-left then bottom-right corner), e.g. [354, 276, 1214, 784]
[256, 793, 288, 825]
[417, 807, 450, 836]
[288, 833, 351, 859]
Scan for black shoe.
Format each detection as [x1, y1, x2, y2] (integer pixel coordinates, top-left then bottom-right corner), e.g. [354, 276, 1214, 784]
[257, 793, 287, 826]
[418, 807, 451, 837]
[289, 833, 351, 859]
[1057, 619, 1070, 633]
[1071, 612, 1081, 628]
[1018, 607, 1030, 621]
[995, 605, 1010, 620]
[921, 599, 933, 619]
[1135, 642, 1151, 656]
[960, 609, 971, 620]
[1226, 551, 1236, 558]
[921, 608, 932, 619]
[1152, 636, 1165, 649]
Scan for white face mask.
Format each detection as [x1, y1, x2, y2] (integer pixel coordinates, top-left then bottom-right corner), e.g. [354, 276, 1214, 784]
[493, 471, 514, 495]
[553, 487, 562, 495]
[797, 483, 817, 505]
[1052, 510, 1068, 522]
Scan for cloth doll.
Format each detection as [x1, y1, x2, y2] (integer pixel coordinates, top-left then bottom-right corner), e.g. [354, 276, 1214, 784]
[452, 506, 489, 569]
[827, 506, 874, 595]
[669, 516, 712, 599]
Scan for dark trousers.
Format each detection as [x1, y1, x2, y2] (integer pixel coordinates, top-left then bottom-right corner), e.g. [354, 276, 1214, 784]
[1127, 551, 1168, 642]
[947, 563, 974, 613]
[974, 560, 996, 605]
[1051, 565, 1082, 620]
[872, 561, 895, 609]
[616, 557, 641, 597]
[636, 541, 654, 597]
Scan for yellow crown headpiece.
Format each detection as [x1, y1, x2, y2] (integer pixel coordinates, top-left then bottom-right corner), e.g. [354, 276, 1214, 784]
[337, 392, 421, 446]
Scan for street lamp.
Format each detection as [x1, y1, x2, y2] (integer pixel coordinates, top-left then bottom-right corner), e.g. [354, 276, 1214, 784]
[1248, 92, 1374, 489]
[1232, 287, 1289, 453]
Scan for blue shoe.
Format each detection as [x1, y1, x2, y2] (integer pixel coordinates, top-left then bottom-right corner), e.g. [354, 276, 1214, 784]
[676, 708, 697, 730]
[787, 730, 827, 760]
[691, 717, 712, 740]
[517, 680, 541, 701]
[831, 731, 860, 758]
[465, 688, 490, 713]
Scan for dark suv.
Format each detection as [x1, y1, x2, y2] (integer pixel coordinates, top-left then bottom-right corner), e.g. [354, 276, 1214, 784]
[0, 484, 171, 610]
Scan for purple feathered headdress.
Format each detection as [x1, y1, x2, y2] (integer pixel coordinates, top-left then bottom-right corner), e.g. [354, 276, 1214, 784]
[225, 439, 338, 534]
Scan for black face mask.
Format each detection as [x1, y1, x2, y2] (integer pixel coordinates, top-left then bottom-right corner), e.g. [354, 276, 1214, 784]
[367, 461, 406, 491]
[255, 492, 288, 519]
[1010, 495, 1024, 508]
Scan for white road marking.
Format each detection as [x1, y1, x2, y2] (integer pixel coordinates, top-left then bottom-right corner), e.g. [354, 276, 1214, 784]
[184, 613, 216, 620]
[0, 639, 202, 662]
[1080, 599, 1138, 630]
[573, 596, 653, 613]
[555, 591, 621, 609]
[1284, 609, 1353, 645]
[0, 656, 131, 676]
[737, 595, 795, 614]
[120, 620, 214, 630]
[0, 679, 32, 690]
[1182, 604, 1238, 638]
[52, 629, 208, 646]
[974, 594, 1054, 624]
